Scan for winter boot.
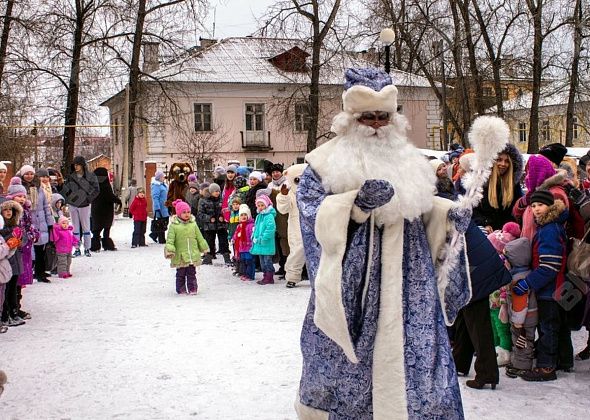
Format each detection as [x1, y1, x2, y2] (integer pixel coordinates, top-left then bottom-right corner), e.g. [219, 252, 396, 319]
[202, 254, 213, 265]
[90, 235, 102, 252]
[222, 253, 232, 266]
[520, 367, 557, 382]
[102, 237, 117, 251]
[84, 249, 92, 257]
[257, 272, 275, 285]
[73, 248, 82, 258]
[576, 344, 590, 360]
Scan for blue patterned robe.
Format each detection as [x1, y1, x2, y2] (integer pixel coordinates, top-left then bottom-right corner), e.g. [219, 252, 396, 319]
[296, 166, 470, 420]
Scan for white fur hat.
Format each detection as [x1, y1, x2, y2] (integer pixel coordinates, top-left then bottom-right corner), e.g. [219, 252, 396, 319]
[0, 162, 7, 171]
[249, 171, 263, 182]
[459, 153, 477, 172]
[342, 84, 398, 114]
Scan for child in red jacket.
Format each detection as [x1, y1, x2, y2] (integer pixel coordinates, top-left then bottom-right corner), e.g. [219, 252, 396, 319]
[129, 187, 148, 248]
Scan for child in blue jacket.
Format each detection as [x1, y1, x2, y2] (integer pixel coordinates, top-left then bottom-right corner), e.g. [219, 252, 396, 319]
[250, 194, 276, 285]
[512, 190, 569, 382]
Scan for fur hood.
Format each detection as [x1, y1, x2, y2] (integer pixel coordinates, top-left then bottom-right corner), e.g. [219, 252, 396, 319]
[502, 143, 524, 183]
[0, 199, 23, 226]
[536, 199, 567, 226]
[538, 171, 566, 191]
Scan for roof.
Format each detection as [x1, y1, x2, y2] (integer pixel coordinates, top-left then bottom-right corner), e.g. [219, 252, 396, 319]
[150, 36, 432, 88]
[495, 82, 590, 112]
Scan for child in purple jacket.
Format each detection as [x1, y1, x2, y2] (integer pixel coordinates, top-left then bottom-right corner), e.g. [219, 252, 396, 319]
[51, 216, 79, 278]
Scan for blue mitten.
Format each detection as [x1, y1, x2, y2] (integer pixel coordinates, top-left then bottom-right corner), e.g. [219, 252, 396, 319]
[448, 206, 472, 234]
[513, 279, 530, 296]
[354, 179, 395, 213]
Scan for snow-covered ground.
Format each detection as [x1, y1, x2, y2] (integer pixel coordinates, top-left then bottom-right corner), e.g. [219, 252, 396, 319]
[1, 216, 588, 419]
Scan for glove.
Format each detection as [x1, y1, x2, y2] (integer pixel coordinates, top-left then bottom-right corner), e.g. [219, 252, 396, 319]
[513, 279, 530, 296]
[448, 206, 472, 234]
[6, 237, 21, 250]
[12, 227, 22, 240]
[354, 179, 395, 212]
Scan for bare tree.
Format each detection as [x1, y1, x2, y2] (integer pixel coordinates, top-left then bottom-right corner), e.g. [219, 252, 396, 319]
[0, 0, 15, 82]
[260, 0, 342, 152]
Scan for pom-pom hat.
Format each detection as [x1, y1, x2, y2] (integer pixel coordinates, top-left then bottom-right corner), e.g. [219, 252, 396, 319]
[173, 199, 190, 215]
[19, 165, 35, 176]
[538, 143, 567, 167]
[6, 177, 27, 198]
[342, 68, 398, 114]
[249, 171, 263, 182]
[238, 204, 252, 219]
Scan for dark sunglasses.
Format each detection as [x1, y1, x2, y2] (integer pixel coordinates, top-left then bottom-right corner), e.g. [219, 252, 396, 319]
[359, 111, 390, 121]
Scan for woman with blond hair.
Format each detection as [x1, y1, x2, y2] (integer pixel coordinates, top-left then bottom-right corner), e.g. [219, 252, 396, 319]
[473, 144, 524, 233]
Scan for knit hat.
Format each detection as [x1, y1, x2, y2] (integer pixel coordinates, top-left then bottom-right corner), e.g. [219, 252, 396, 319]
[0, 162, 6, 171]
[249, 171, 263, 182]
[58, 215, 69, 225]
[530, 190, 554, 206]
[504, 237, 532, 267]
[188, 182, 199, 190]
[538, 143, 567, 167]
[429, 159, 445, 174]
[238, 204, 251, 219]
[136, 187, 145, 194]
[234, 176, 247, 189]
[226, 164, 238, 173]
[173, 199, 190, 215]
[237, 166, 251, 177]
[209, 183, 221, 194]
[580, 152, 590, 169]
[502, 221, 521, 239]
[255, 194, 272, 209]
[342, 67, 397, 114]
[154, 170, 165, 181]
[214, 166, 226, 176]
[19, 164, 35, 176]
[525, 155, 556, 192]
[6, 177, 27, 197]
[487, 222, 520, 253]
[256, 187, 273, 198]
[188, 174, 197, 182]
[199, 182, 210, 190]
[36, 168, 49, 178]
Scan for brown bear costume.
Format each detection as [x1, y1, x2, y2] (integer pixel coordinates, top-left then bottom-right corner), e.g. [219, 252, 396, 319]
[165, 162, 192, 214]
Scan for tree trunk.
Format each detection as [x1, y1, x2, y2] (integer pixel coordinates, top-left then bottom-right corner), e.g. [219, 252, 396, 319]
[62, 1, 86, 175]
[0, 0, 15, 82]
[450, 0, 471, 145]
[127, 0, 147, 181]
[527, 0, 543, 153]
[565, 0, 582, 147]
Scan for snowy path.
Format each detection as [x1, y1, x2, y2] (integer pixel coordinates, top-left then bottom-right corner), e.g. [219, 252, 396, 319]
[1, 216, 588, 419]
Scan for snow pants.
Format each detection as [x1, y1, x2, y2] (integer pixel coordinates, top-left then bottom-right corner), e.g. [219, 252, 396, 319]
[70, 205, 91, 250]
[1, 275, 18, 321]
[56, 253, 72, 275]
[490, 307, 512, 351]
[176, 265, 197, 294]
[536, 300, 573, 369]
[132, 221, 146, 246]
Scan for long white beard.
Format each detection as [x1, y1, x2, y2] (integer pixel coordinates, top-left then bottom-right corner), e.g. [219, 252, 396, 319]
[321, 112, 436, 225]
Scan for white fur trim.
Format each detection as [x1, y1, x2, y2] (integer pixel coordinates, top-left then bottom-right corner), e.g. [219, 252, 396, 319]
[342, 84, 398, 114]
[373, 222, 408, 420]
[313, 190, 360, 364]
[351, 204, 371, 224]
[295, 392, 329, 419]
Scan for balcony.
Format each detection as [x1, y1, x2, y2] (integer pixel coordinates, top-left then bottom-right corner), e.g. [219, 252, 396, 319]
[241, 130, 272, 150]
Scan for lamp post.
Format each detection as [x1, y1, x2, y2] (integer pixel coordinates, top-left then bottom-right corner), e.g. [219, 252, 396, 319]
[379, 28, 396, 74]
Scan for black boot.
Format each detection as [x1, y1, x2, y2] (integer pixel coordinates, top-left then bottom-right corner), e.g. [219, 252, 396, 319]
[90, 234, 102, 252]
[102, 237, 117, 251]
[202, 254, 213, 265]
[222, 253, 232, 265]
[576, 343, 590, 360]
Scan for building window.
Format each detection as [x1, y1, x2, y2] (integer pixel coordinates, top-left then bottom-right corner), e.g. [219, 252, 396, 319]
[573, 116, 579, 140]
[501, 87, 509, 100]
[196, 158, 213, 180]
[482, 86, 494, 97]
[518, 122, 527, 143]
[194, 103, 212, 132]
[246, 158, 267, 170]
[294, 103, 310, 132]
[245, 103, 265, 131]
[541, 120, 550, 143]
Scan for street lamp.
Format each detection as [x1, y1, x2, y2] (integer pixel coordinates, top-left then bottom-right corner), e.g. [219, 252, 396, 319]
[379, 28, 396, 74]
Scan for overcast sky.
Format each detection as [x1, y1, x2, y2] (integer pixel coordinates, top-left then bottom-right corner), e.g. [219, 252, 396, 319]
[204, 0, 278, 38]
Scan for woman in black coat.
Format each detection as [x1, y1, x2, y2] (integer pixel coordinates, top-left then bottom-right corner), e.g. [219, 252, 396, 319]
[90, 167, 122, 251]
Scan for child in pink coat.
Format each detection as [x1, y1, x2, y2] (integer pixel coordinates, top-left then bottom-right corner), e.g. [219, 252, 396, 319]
[51, 216, 79, 278]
